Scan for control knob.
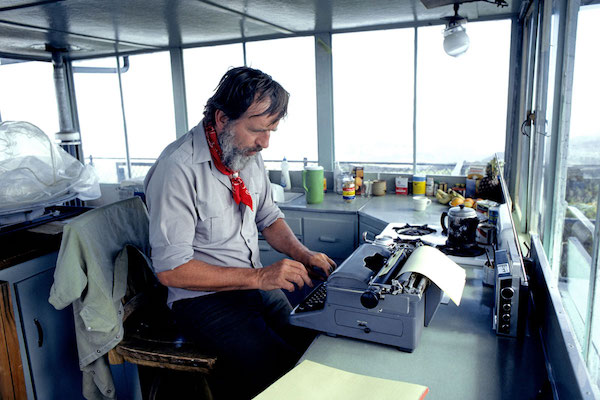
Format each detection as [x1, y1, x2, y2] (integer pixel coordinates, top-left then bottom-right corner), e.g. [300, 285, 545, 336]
[501, 287, 514, 299]
[360, 288, 381, 309]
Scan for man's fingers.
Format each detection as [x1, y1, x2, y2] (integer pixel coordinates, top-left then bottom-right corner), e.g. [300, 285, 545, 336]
[309, 254, 337, 278]
[282, 280, 296, 292]
[327, 256, 337, 271]
[298, 270, 313, 287]
[287, 273, 305, 290]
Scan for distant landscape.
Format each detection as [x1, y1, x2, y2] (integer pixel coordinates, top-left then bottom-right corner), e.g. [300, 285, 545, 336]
[566, 135, 600, 220]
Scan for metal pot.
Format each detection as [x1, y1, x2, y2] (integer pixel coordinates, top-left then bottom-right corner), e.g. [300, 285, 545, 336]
[441, 205, 479, 247]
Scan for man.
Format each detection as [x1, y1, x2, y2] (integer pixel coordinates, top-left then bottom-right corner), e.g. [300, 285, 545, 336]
[144, 66, 336, 399]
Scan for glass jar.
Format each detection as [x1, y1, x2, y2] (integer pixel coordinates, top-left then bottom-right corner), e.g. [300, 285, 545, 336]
[342, 174, 356, 203]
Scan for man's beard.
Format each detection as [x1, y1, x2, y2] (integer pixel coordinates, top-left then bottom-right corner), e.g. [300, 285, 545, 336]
[217, 124, 262, 171]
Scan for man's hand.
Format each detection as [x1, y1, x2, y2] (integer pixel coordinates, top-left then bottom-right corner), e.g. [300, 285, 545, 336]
[256, 259, 313, 292]
[301, 251, 337, 281]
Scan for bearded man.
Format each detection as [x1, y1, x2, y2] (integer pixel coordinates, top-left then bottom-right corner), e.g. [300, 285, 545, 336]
[144, 67, 335, 399]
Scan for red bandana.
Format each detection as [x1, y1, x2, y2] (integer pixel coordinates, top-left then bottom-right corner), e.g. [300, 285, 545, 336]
[204, 121, 253, 211]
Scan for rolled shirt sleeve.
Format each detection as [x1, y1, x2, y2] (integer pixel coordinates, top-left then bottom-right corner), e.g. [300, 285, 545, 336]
[145, 153, 198, 273]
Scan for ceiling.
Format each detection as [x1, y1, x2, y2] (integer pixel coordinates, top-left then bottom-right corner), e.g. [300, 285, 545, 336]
[0, 0, 520, 61]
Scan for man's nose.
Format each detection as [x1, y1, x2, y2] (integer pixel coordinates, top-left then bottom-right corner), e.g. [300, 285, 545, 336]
[256, 131, 270, 149]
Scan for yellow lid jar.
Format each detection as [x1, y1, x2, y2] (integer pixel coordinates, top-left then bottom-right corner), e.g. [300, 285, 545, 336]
[413, 175, 426, 195]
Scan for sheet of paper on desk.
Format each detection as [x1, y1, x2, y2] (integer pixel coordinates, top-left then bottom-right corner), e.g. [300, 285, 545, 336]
[253, 360, 429, 400]
[399, 246, 466, 305]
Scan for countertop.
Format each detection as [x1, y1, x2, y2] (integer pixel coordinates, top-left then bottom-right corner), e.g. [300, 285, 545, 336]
[299, 267, 548, 399]
[278, 191, 372, 214]
[281, 191, 550, 399]
[278, 192, 447, 225]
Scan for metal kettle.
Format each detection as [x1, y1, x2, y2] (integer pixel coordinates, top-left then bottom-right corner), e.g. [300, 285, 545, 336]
[441, 205, 479, 247]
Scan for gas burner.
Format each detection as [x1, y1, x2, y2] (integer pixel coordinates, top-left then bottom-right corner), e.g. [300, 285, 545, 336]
[395, 238, 429, 250]
[393, 224, 437, 237]
[437, 243, 486, 257]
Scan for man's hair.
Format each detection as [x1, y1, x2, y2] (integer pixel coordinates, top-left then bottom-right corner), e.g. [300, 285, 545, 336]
[203, 66, 289, 126]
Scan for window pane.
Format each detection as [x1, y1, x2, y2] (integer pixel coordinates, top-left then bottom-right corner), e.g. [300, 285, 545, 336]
[416, 20, 511, 175]
[74, 57, 126, 183]
[540, 12, 561, 236]
[557, 4, 600, 389]
[246, 37, 318, 164]
[333, 29, 414, 169]
[120, 52, 176, 179]
[0, 60, 59, 137]
[183, 44, 244, 128]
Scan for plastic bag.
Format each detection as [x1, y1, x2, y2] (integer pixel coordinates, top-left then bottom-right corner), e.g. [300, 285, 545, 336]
[0, 121, 100, 211]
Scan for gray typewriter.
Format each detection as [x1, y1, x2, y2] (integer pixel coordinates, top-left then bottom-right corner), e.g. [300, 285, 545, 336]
[290, 237, 443, 352]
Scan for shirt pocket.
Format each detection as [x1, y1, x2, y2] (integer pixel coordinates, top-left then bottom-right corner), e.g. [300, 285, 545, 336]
[194, 201, 224, 244]
[80, 303, 118, 333]
[249, 176, 263, 214]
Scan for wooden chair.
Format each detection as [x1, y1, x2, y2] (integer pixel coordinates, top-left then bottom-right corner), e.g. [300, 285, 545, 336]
[108, 245, 217, 400]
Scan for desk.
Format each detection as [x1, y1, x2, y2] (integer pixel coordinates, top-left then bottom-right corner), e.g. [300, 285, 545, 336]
[300, 267, 550, 399]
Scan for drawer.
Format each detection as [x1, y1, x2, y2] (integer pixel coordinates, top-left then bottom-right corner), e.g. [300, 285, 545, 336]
[303, 214, 357, 260]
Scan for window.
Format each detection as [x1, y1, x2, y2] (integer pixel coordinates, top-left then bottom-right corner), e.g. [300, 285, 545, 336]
[184, 44, 244, 129]
[0, 60, 59, 137]
[74, 57, 126, 183]
[119, 52, 176, 178]
[332, 29, 414, 171]
[246, 36, 318, 165]
[74, 52, 176, 183]
[416, 20, 511, 175]
[556, 4, 600, 388]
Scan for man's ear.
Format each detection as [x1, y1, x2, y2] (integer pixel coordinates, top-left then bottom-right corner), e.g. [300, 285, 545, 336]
[214, 110, 229, 133]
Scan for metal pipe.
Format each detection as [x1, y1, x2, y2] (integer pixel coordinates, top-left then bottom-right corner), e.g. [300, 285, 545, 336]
[115, 56, 132, 180]
[51, 51, 74, 133]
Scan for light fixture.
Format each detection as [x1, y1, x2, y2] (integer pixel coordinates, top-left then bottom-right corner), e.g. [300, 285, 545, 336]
[442, 4, 470, 57]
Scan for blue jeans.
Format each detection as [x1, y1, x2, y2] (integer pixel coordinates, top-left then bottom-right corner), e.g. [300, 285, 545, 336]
[171, 289, 314, 399]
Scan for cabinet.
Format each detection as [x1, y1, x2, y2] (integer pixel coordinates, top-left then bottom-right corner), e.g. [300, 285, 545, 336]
[0, 252, 84, 400]
[302, 213, 357, 266]
[358, 213, 388, 244]
[258, 211, 358, 267]
[258, 214, 303, 267]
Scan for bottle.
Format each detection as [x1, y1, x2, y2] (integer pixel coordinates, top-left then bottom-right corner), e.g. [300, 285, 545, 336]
[426, 177, 434, 196]
[342, 173, 355, 203]
[280, 157, 291, 191]
[333, 162, 344, 194]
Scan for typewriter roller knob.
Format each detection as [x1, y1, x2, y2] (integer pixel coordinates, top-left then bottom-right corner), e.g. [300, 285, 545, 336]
[360, 288, 381, 309]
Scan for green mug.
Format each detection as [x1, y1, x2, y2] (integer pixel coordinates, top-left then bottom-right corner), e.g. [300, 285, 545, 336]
[303, 166, 324, 204]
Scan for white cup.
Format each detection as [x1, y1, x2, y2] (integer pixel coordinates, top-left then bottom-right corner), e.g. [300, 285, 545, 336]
[413, 196, 431, 211]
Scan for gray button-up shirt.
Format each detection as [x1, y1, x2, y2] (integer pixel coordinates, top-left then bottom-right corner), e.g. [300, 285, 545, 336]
[144, 121, 284, 306]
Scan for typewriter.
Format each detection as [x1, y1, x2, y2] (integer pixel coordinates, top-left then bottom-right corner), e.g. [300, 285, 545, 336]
[290, 236, 444, 352]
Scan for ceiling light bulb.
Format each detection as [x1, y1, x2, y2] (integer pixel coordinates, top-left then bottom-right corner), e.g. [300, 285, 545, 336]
[443, 25, 470, 57]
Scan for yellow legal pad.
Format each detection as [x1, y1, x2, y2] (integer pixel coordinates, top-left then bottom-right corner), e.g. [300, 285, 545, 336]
[254, 360, 429, 400]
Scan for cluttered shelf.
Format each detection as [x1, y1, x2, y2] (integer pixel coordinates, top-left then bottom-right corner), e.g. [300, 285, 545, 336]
[0, 206, 90, 271]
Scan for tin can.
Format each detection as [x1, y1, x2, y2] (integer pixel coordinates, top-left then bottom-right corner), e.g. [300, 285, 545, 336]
[488, 206, 499, 226]
[413, 175, 426, 196]
[476, 200, 490, 220]
[482, 260, 495, 286]
[476, 223, 496, 245]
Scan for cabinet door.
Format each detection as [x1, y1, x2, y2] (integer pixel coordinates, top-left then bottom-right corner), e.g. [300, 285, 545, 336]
[358, 214, 388, 244]
[303, 214, 357, 263]
[15, 269, 84, 400]
[258, 236, 303, 267]
[258, 239, 286, 266]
